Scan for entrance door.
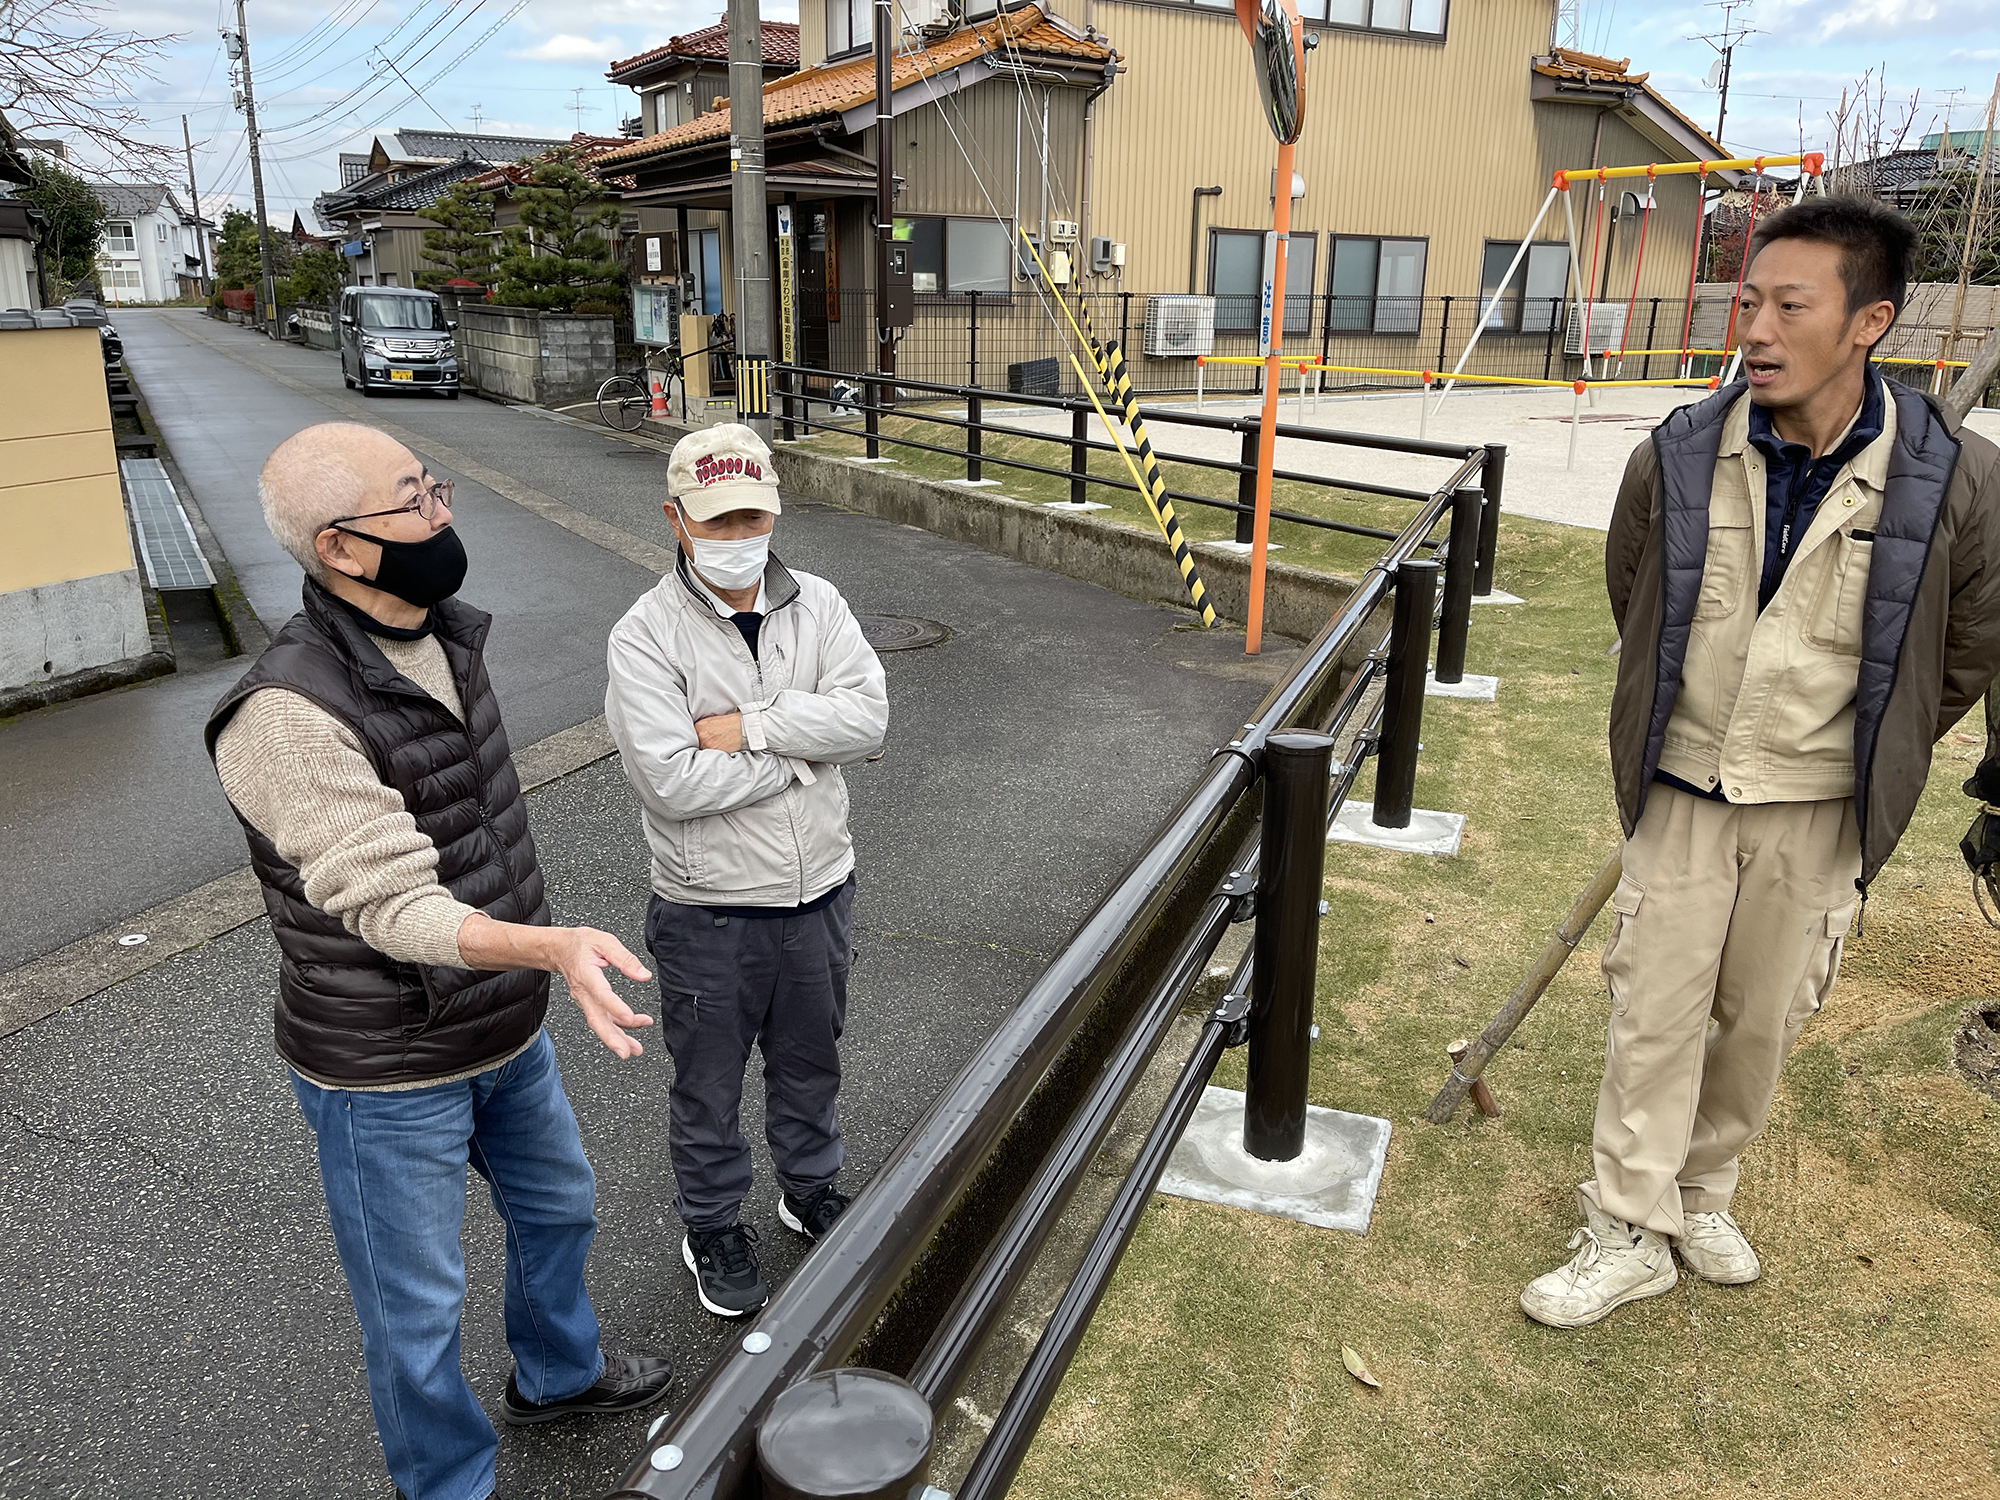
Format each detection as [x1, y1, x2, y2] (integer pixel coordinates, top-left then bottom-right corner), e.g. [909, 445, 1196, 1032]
[798, 204, 835, 387]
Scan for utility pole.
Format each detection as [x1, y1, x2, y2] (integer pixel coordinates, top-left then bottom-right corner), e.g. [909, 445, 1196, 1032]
[873, 0, 895, 405]
[729, 0, 773, 439]
[1690, 0, 1758, 285]
[224, 2, 278, 337]
[182, 115, 210, 290]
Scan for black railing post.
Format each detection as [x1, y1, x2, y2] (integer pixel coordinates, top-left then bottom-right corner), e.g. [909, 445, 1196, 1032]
[1436, 295, 1451, 372]
[1543, 299, 1559, 379]
[1474, 443, 1506, 595]
[1434, 486, 1481, 684]
[779, 366, 796, 442]
[1120, 291, 1132, 362]
[864, 374, 879, 460]
[1070, 405, 1089, 505]
[1373, 559, 1438, 830]
[967, 289, 979, 388]
[755, 1367, 932, 1500]
[1235, 426, 1257, 543]
[1244, 729, 1337, 1163]
[967, 390, 982, 482]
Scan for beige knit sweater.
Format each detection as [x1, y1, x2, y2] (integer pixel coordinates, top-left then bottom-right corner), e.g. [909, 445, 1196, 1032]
[215, 631, 477, 970]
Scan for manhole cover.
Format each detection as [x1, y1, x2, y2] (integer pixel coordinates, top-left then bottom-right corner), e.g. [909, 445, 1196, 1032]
[856, 614, 949, 651]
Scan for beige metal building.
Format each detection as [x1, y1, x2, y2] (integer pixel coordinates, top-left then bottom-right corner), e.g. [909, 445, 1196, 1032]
[601, 0, 1732, 390]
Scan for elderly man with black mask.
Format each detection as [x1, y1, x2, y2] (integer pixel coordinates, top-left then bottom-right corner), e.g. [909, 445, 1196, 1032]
[205, 422, 670, 1500]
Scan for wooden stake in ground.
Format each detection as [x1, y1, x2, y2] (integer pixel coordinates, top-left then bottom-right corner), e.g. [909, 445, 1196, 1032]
[1424, 849, 1623, 1125]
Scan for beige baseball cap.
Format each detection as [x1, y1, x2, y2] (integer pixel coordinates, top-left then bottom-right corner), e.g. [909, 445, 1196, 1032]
[666, 422, 783, 522]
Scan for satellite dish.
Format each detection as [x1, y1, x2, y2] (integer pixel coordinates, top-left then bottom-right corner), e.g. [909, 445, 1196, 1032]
[1234, 0, 1308, 145]
[1705, 58, 1725, 88]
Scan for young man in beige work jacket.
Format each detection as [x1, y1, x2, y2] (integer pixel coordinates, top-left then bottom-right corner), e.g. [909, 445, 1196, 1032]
[1521, 196, 2000, 1329]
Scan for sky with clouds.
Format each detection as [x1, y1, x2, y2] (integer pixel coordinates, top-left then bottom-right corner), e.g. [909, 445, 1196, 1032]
[81, 0, 2000, 227]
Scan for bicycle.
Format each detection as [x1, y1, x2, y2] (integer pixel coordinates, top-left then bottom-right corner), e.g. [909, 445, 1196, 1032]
[594, 332, 736, 432]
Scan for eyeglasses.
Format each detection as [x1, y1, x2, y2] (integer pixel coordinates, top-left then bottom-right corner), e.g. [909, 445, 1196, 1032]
[328, 476, 454, 528]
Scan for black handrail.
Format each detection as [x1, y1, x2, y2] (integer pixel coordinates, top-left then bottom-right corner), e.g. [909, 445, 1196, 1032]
[608, 453, 1479, 1498]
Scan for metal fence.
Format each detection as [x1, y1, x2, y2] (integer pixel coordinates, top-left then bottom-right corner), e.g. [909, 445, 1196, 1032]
[797, 286, 1994, 404]
[608, 394, 1497, 1498]
[772, 361, 1506, 556]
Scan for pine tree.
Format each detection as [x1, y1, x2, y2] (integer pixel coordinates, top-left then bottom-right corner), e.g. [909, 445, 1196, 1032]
[214, 208, 292, 289]
[417, 179, 498, 291]
[494, 147, 622, 310]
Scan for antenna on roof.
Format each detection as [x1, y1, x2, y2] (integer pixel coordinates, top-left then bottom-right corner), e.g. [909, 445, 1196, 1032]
[471, 102, 484, 132]
[570, 87, 588, 132]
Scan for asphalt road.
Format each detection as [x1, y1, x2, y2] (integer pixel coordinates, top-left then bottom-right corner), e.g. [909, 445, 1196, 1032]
[0, 310, 1293, 1498]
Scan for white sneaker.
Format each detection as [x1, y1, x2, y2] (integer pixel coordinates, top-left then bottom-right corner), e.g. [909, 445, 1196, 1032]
[1520, 1198, 1677, 1329]
[1674, 1210, 1761, 1285]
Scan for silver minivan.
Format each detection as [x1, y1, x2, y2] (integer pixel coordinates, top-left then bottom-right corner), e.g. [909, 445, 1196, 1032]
[338, 286, 460, 398]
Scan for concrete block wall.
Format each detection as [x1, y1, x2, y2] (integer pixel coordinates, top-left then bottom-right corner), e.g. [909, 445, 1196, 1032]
[457, 305, 540, 404]
[455, 306, 615, 407]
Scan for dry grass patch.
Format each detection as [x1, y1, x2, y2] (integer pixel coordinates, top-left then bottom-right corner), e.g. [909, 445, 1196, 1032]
[1005, 513, 2000, 1499]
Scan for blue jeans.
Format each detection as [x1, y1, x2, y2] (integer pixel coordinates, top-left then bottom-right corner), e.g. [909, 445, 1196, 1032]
[289, 1030, 604, 1500]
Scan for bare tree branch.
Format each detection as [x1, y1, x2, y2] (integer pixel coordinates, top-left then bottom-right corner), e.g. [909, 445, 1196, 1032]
[0, 0, 182, 171]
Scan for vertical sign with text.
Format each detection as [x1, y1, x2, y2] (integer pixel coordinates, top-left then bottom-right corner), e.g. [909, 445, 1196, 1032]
[775, 204, 798, 367]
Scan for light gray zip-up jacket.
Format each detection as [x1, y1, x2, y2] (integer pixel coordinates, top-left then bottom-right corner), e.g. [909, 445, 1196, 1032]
[605, 552, 887, 907]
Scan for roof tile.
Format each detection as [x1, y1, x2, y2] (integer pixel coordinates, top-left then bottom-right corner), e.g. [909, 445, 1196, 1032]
[597, 5, 1110, 168]
[609, 19, 801, 80]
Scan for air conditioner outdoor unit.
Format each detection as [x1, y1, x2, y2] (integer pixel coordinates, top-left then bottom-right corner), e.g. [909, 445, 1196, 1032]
[1564, 302, 1629, 356]
[1142, 294, 1216, 357]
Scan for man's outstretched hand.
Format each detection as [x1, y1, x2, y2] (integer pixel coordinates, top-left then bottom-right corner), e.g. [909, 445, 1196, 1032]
[457, 914, 656, 1058]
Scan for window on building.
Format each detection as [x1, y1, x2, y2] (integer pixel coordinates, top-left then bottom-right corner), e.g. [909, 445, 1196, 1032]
[894, 216, 1013, 294]
[156, 222, 169, 242]
[1296, 0, 1445, 32]
[1210, 231, 1319, 334]
[104, 222, 136, 253]
[1326, 235, 1428, 334]
[1479, 240, 1571, 333]
[104, 266, 144, 300]
[826, 0, 874, 57]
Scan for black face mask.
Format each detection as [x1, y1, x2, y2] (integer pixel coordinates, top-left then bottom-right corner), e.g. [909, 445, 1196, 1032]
[334, 523, 468, 607]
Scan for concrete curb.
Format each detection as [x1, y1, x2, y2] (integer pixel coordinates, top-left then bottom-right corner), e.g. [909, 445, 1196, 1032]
[0, 715, 621, 1041]
[639, 414, 1360, 647]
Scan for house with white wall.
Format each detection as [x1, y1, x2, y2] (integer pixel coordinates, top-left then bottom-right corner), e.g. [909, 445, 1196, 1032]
[96, 184, 208, 303]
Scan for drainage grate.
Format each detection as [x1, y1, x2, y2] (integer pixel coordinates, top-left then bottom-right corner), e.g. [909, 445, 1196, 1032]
[854, 614, 950, 652]
[121, 458, 215, 591]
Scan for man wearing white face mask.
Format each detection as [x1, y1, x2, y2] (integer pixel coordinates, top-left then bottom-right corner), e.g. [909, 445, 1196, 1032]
[604, 423, 888, 1318]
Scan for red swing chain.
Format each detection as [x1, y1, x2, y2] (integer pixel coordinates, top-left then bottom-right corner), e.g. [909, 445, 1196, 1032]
[1616, 165, 1656, 366]
[1721, 158, 1771, 359]
[1578, 174, 1609, 375]
[1676, 164, 1710, 375]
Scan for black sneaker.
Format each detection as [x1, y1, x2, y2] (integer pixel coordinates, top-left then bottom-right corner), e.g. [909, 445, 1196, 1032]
[778, 1185, 850, 1242]
[682, 1223, 768, 1317]
[499, 1351, 673, 1426]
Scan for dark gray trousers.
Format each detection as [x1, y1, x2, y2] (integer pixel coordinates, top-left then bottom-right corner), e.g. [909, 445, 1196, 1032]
[644, 879, 852, 1232]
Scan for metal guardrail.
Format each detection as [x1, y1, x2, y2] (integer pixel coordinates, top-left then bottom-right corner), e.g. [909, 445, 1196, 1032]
[771, 361, 1504, 555]
[608, 440, 1493, 1498]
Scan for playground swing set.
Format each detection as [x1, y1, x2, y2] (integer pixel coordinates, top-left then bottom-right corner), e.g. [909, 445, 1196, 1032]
[1196, 149, 1973, 467]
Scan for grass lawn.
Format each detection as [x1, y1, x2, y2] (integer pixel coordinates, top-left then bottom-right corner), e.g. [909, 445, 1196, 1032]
[791, 406, 1428, 581]
[1004, 512, 2000, 1499]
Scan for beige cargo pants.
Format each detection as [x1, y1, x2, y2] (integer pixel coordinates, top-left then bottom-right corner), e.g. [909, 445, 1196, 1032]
[1579, 784, 1861, 1239]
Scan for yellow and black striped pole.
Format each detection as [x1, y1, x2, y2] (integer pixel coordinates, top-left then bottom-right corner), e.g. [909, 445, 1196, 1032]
[1070, 294, 1215, 627]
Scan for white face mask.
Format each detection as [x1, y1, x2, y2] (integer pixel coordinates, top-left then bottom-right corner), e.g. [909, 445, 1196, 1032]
[685, 529, 770, 592]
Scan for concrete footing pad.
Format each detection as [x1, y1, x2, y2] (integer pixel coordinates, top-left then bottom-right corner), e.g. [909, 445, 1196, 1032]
[1426, 670, 1498, 701]
[1471, 588, 1524, 604]
[1042, 499, 1110, 512]
[1328, 800, 1465, 856]
[1158, 1085, 1391, 1234]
